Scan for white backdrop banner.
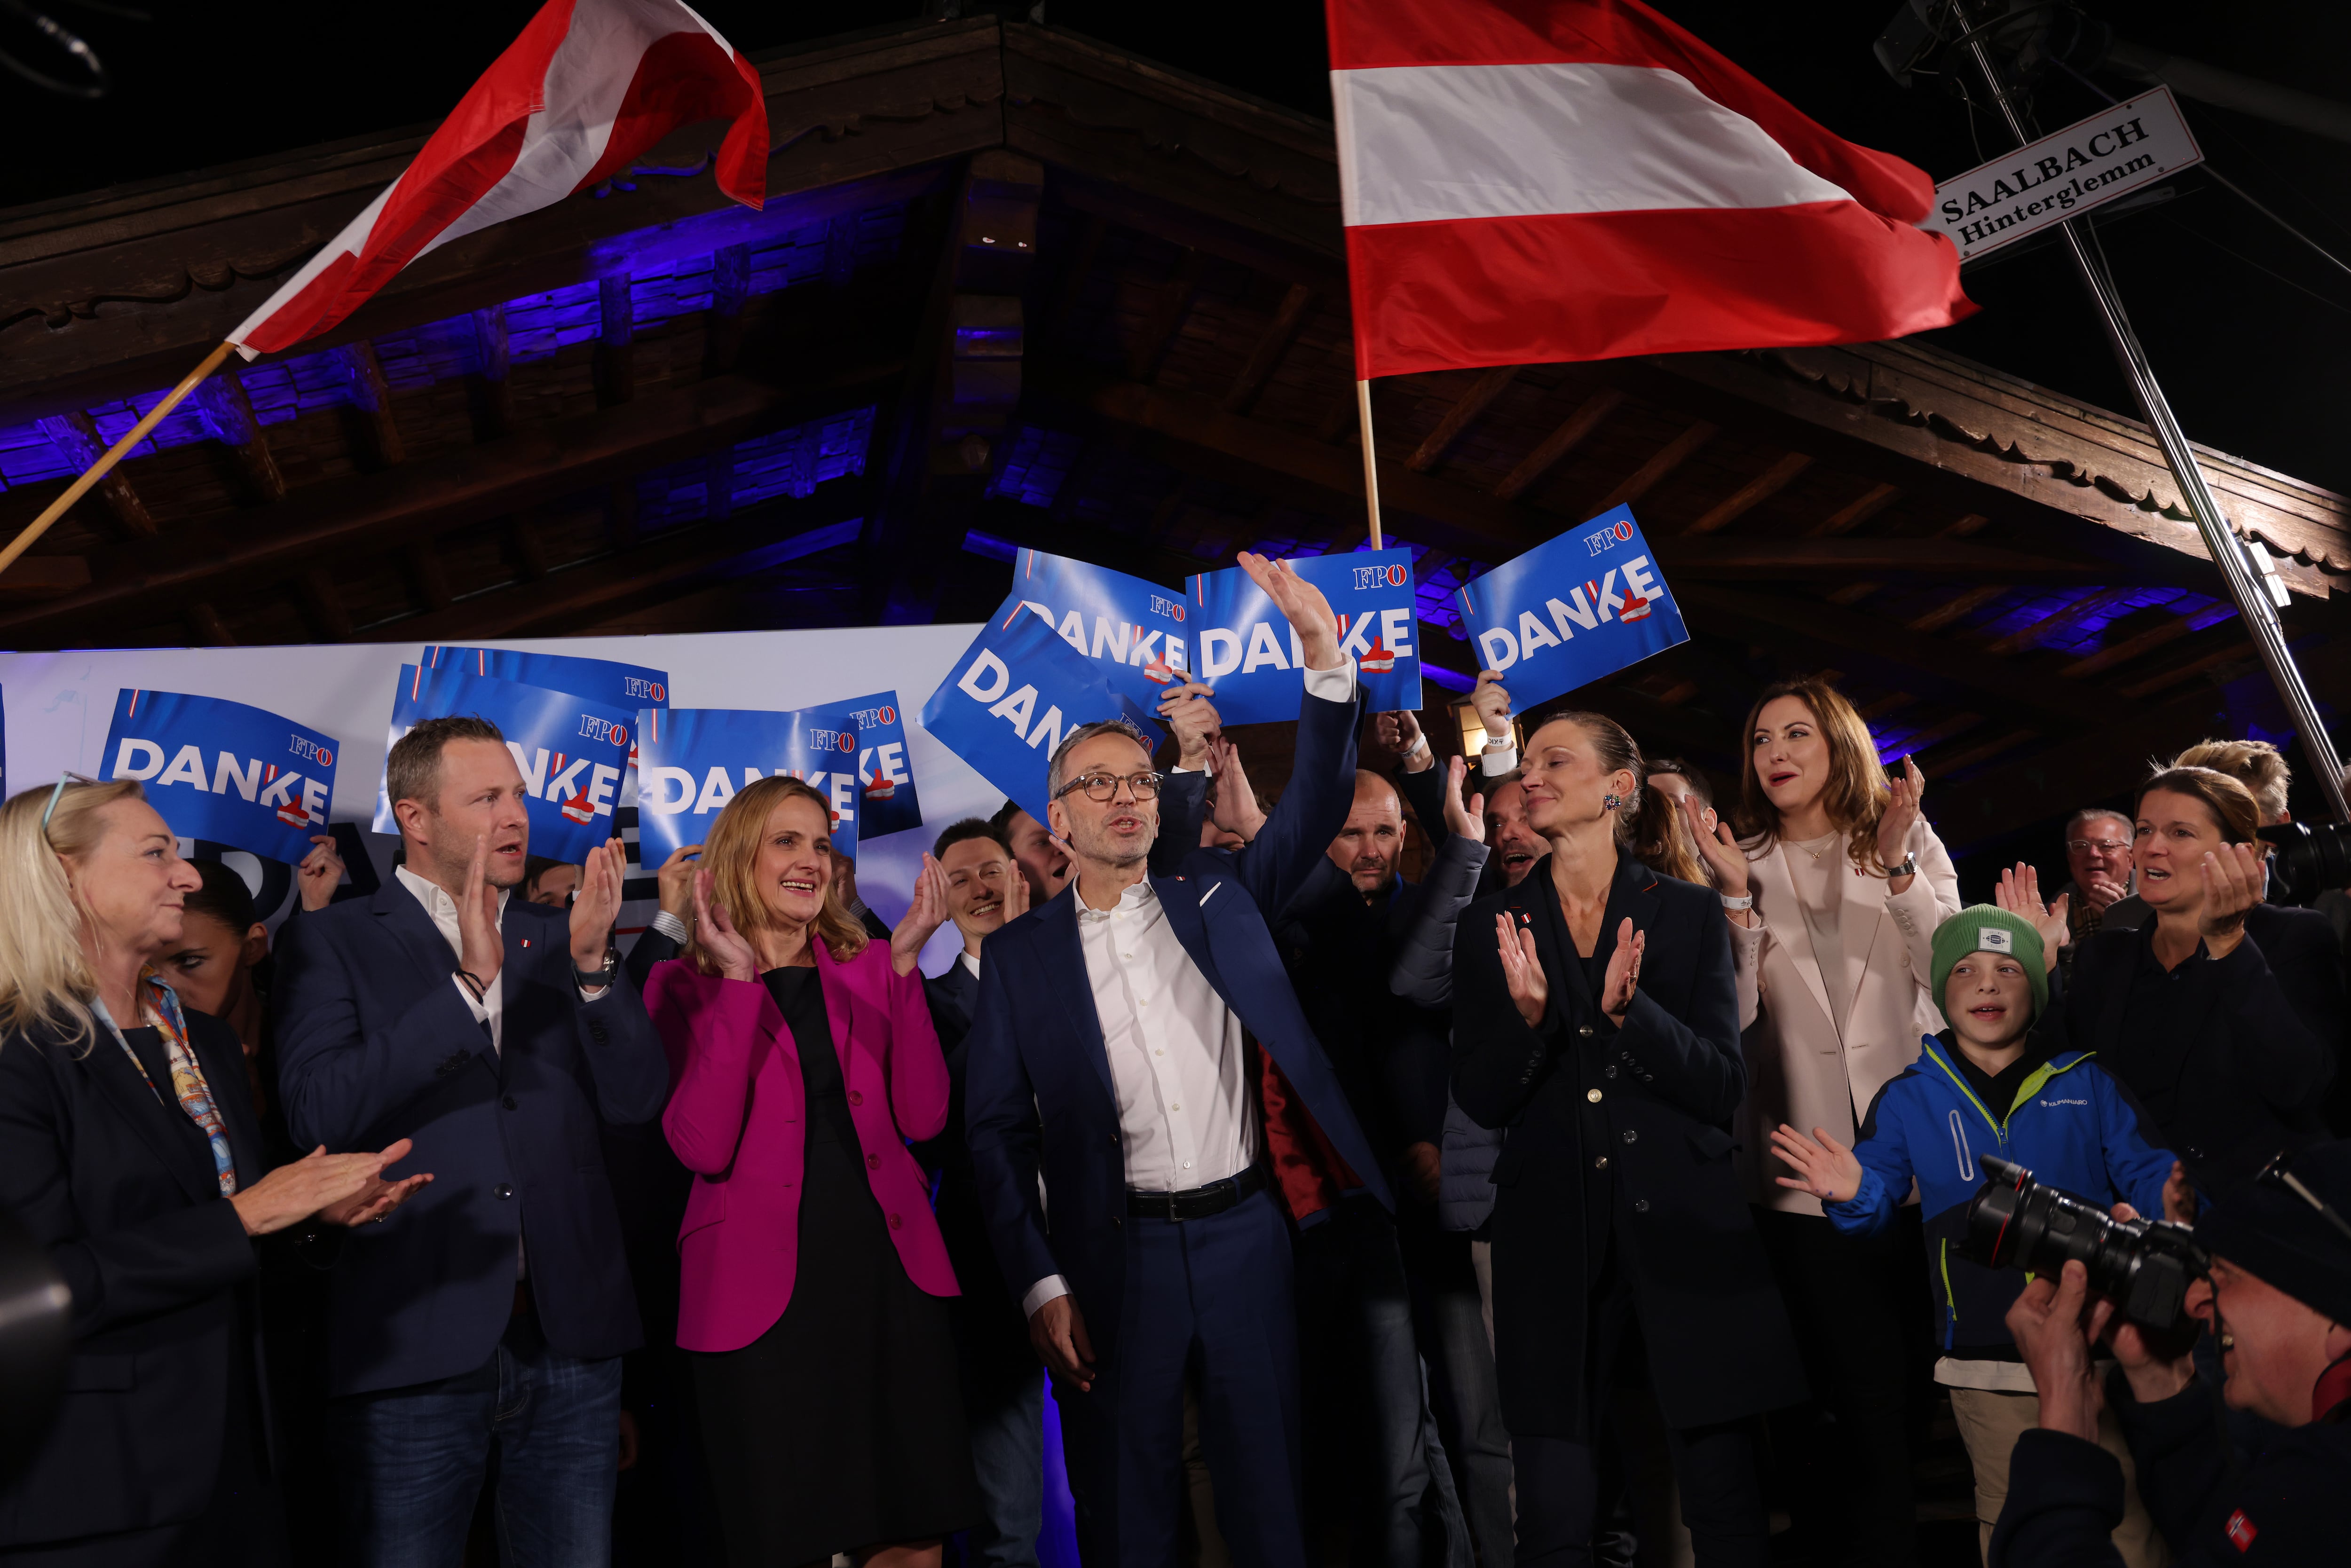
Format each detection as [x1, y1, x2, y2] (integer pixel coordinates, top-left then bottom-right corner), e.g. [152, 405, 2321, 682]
[0, 625, 999, 979]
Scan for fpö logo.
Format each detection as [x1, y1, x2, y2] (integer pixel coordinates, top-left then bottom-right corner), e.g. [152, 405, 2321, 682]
[850, 704, 899, 730]
[1352, 563, 1410, 590]
[1583, 519, 1636, 557]
[622, 677, 667, 702]
[576, 715, 628, 749]
[1148, 594, 1186, 623]
[809, 727, 857, 753]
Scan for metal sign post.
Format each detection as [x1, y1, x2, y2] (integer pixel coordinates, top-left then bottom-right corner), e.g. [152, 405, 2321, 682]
[1964, 36, 2350, 821]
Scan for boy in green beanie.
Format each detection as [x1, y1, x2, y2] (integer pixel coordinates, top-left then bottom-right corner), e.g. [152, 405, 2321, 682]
[1771, 906, 2178, 1565]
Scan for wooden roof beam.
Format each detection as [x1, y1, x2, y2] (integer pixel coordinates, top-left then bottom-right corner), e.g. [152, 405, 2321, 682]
[1587, 420, 1716, 518]
[1223, 283, 1315, 416]
[0, 556, 90, 598]
[1682, 451, 1811, 536]
[1494, 390, 1624, 502]
[192, 364, 285, 503]
[1408, 366, 1517, 473]
[594, 276, 635, 409]
[336, 342, 405, 467]
[1806, 481, 1900, 537]
[36, 411, 155, 537]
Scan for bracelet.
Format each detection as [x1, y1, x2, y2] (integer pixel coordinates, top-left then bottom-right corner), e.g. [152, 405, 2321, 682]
[456, 969, 488, 1003]
[1720, 892, 1753, 911]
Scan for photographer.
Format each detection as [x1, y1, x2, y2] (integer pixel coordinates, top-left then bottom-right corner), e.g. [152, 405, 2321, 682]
[1992, 1142, 2351, 1567]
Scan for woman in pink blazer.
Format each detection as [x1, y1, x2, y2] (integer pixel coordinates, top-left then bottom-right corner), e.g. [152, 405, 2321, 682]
[644, 775, 978, 1568]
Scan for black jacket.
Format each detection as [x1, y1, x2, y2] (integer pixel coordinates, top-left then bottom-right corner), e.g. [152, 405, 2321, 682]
[915, 961, 1032, 1369]
[2045, 904, 2342, 1188]
[0, 1008, 269, 1547]
[1991, 1364, 2351, 1567]
[1450, 852, 1805, 1434]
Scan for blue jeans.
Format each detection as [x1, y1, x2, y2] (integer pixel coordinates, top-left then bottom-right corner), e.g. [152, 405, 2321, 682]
[331, 1309, 624, 1568]
[1406, 1219, 1515, 1568]
[960, 1356, 1045, 1567]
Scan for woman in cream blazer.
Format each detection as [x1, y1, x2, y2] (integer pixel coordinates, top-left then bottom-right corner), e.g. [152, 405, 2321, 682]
[1689, 678, 1961, 1568]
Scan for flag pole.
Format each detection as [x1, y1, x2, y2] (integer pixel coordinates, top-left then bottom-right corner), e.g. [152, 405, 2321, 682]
[0, 341, 237, 583]
[1356, 378, 1385, 551]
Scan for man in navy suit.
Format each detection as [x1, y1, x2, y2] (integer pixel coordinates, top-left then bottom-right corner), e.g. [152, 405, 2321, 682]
[965, 553, 1393, 1568]
[275, 716, 668, 1568]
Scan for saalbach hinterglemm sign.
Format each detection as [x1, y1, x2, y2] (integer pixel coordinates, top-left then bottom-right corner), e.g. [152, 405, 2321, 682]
[1922, 87, 2202, 263]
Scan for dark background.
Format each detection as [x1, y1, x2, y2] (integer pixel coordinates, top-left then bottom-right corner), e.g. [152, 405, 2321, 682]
[8, 0, 2348, 496]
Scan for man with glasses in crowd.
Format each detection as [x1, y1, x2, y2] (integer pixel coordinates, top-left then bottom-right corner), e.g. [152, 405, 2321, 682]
[964, 552, 1391, 1568]
[2057, 807, 2146, 946]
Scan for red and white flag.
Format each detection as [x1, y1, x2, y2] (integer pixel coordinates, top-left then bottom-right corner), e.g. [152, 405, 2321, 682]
[1327, 0, 1972, 376]
[231, 0, 767, 358]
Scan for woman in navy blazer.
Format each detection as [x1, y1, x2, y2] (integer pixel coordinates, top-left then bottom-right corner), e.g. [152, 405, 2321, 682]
[0, 779, 422, 1565]
[644, 775, 977, 1568]
[1451, 714, 1803, 1568]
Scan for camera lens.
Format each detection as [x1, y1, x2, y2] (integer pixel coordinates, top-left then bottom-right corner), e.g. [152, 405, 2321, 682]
[2261, 821, 2351, 908]
[1962, 1156, 2203, 1331]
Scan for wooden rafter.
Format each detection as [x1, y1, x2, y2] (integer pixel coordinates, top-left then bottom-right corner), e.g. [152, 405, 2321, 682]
[192, 365, 286, 503]
[1409, 366, 1517, 473]
[1587, 420, 1716, 519]
[36, 411, 155, 536]
[1223, 282, 1315, 415]
[1806, 482, 1900, 537]
[335, 342, 406, 467]
[1681, 451, 1811, 536]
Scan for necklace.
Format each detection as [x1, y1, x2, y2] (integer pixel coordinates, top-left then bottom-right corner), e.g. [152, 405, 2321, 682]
[1796, 832, 1838, 861]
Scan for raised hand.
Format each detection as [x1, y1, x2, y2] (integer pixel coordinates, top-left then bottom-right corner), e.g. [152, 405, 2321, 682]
[1236, 550, 1340, 671]
[1002, 858, 1034, 923]
[1599, 916, 1643, 1025]
[1495, 912, 1550, 1029]
[570, 837, 627, 970]
[2197, 841, 2263, 954]
[655, 843, 703, 922]
[1769, 1124, 1863, 1204]
[457, 834, 503, 990]
[1375, 710, 1432, 771]
[297, 834, 346, 912]
[1207, 737, 1267, 842]
[692, 867, 758, 983]
[1685, 794, 1749, 903]
[1471, 670, 1513, 743]
[2081, 871, 2129, 913]
[1157, 680, 1222, 771]
[1994, 861, 2070, 970]
[1876, 754, 1927, 879]
[891, 853, 952, 977]
[1441, 755, 1486, 844]
[317, 1138, 434, 1226]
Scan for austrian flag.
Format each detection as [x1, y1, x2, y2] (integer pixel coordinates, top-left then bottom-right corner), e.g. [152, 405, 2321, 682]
[230, 0, 766, 357]
[1326, 0, 1973, 376]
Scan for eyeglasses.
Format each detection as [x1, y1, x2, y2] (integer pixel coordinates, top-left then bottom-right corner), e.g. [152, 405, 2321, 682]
[2254, 1148, 2351, 1247]
[1052, 771, 1166, 804]
[2065, 839, 2131, 855]
[41, 771, 98, 832]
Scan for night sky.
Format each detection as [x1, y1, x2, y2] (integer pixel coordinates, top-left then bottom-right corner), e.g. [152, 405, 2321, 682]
[8, 0, 2348, 496]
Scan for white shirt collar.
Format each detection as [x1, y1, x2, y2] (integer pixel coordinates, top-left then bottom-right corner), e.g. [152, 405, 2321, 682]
[1076, 876, 1157, 921]
[395, 862, 510, 921]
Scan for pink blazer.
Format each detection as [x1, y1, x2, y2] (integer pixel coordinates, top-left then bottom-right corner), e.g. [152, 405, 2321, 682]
[646, 938, 956, 1353]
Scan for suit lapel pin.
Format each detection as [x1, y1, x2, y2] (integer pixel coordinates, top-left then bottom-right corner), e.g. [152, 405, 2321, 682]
[521, 938, 531, 948]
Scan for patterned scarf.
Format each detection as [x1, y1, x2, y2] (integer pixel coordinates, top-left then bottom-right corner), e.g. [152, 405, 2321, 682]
[98, 977, 239, 1197]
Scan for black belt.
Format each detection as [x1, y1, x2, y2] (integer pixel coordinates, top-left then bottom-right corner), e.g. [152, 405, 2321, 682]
[1126, 1163, 1268, 1222]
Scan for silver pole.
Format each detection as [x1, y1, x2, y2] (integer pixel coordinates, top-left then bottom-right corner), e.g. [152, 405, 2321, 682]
[1964, 36, 2350, 821]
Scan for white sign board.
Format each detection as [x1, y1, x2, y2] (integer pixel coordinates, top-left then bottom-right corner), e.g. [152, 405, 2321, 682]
[1924, 87, 2202, 261]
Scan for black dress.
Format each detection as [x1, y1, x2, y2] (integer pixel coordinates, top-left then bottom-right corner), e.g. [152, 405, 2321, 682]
[690, 966, 979, 1566]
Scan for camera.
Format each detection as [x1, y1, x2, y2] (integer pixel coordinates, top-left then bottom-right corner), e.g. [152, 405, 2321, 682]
[1963, 1155, 2207, 1332]
[2259, 821, 2351, 908]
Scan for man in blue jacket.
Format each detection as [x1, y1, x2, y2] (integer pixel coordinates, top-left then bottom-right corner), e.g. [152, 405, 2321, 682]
[1771, 905, 2177, 1565]
[965, 552, 1390, 1568]
[275, 716, 668, 1568]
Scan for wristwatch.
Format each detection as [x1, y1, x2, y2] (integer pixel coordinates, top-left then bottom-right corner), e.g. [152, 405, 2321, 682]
[1891, 853, 1919, 880]
[573, 952, 619, 989]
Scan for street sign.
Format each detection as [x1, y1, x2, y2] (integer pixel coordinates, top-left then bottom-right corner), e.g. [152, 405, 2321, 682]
[1923, 87, 2202, 262]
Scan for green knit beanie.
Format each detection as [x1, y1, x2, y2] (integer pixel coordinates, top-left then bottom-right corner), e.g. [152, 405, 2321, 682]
[1929, 906, 2049, 1030]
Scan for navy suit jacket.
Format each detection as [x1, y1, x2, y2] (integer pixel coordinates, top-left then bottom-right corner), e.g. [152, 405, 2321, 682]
[964, 679, 1390, 1364]
[274, 881, 668, 1395]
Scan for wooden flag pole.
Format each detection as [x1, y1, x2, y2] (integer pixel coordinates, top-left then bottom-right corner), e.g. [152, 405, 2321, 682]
[1355, 378, 1385, 551]
[0, 340, 237, 582]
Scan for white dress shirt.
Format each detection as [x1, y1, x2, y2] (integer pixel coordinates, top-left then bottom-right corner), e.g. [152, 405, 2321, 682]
[398, 865, 510, 1051]
[1023, 656, 1353, 1318]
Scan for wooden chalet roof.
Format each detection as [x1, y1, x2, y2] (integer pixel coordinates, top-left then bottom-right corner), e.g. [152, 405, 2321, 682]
[3, 16, 2346, 851]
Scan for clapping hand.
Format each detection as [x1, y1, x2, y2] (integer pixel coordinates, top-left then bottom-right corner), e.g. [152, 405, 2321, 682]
[1599, 916, 1643, 1025]
[1207, 737, 1267, 842]
[232, 1139, 433, 1236]
[297, 834, 346, 913]
[1441, 755, 1486, 844]
[1769, 1124, 1863, 1204]
[891, 853, 952, 977]
[570, 838, 628, 971]
[692, 868, 758, 983]
[1236, 551, 1340, 671]
[1002, 858, 1034, 923]
[1876, 755, 1926, 880]
[1993, 861, 2070, 969]
[655, 844, 702, 923]
[318, 1138, 435, 1227]
[1495, 912, 1549, 1029]
[457, 835, 504, 990]
[1684, 794, 1749, 904]
[1158, 680, 1222, 770]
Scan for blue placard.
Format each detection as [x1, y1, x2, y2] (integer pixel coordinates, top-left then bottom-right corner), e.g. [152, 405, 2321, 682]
[1184, 548, 1422, 722]
[920, 601, 1166, 826]
[998, 547, 1191, 707]
[103, 689, 339, 862]
[634, 706, 865, 864]
[1453, 505, 1689, 709]
[839, 689, 923, 840]
[373, 663, 635, 862]
[423, 646, 671, 710]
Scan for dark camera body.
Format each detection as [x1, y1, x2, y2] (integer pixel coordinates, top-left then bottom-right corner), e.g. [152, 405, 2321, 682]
[1963, 1155, 2208, 1332]
[2260, 821, 2351, 908]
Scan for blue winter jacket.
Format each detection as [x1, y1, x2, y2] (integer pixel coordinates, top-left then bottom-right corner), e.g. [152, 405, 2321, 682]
[1826, 1032, 2175, 1355]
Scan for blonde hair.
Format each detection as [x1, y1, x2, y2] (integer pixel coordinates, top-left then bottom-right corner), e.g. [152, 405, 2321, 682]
[1736, 677, 1894, 876]
[0, 779, 145, 1047]
[686, 775, 869, 974]
[2171, 739, 2290, 826]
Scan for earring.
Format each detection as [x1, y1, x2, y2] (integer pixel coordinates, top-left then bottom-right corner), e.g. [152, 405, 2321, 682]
[1602, 793, 1622, 811]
